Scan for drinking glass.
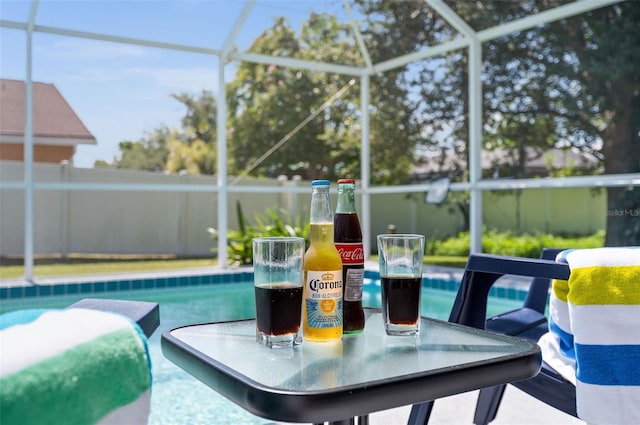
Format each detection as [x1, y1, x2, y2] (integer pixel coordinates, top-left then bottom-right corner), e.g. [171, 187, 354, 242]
[253, 237, 305, 348]
[377, 234, 425, 336]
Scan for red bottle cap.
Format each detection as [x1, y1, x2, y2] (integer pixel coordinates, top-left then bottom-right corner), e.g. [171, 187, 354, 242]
[337, 179, 355, 185]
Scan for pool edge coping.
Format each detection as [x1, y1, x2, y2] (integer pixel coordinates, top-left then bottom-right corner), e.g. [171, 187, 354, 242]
[0, 262, 532, 304]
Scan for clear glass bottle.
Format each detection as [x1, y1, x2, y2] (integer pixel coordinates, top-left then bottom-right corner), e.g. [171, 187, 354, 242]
[303, 180, 343, 341]
[334, 179, 365, 334]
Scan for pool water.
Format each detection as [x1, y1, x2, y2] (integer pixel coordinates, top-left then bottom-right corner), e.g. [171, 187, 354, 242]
[1, 279, 523, 425]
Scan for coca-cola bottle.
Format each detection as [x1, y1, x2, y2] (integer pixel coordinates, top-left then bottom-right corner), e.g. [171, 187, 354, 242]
[334, 178, 365, 334]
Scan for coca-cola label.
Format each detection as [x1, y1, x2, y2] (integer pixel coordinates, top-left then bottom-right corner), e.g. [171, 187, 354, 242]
[335, 243, 364, 265]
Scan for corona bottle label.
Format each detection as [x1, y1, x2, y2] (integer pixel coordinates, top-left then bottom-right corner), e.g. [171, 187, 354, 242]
[305, 270, 343, 329]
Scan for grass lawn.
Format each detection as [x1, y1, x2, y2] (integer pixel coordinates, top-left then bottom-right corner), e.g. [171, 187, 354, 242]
[0, 255, 468, 280]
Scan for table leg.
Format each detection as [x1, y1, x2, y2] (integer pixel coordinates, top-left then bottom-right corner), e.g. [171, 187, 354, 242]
[324, 416, 368, 425]
[407, 401, 434, 425]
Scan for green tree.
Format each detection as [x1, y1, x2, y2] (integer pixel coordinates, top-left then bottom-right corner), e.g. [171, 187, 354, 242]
[93, 160, 110, 168]
[227, 14, 418, 184]
[227, 17, 330, 180]
[355, 0, 639, 245]
[116, 126, 171, 172]
[114, 91, 217, 175]
[165, 91, 217, 175]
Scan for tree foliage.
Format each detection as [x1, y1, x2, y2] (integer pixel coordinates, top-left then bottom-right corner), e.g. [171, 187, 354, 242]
[116, 127, 171, 172]
[227, 14, 418, 184]
[355, 0, 639, 245]
[114, 91, 217, 175]
[110, 1, 638, 244]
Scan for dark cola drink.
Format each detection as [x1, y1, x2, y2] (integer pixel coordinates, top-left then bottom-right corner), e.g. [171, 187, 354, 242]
[255, 283, 303, 336]
[381, 276, 421, 326]
[334, 179, 365, 334]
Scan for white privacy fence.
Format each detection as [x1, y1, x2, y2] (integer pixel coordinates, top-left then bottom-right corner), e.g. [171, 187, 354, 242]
[1, 160, 608, 257]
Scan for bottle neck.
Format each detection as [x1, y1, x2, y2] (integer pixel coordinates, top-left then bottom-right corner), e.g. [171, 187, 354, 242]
[310, 186, 333, 224]
[335, 184, 357, 214]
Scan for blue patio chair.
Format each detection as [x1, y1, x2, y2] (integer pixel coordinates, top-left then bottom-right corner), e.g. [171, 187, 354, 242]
[0, 298, 159, 425]
[409, 247, 640, 425]
[474, 248, 566, 425]
[408, 252, 570, 425]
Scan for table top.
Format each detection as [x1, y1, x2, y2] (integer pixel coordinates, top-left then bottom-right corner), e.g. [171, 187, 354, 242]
[161, 308, 541, 423]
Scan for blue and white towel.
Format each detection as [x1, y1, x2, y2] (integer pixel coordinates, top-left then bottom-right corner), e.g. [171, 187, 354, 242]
[0, 308, 152, 425]
[538, 247, 640, 424]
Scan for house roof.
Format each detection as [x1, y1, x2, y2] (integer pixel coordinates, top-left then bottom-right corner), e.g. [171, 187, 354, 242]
[413, 147, 599, 181]
[0, 79, 96, 146]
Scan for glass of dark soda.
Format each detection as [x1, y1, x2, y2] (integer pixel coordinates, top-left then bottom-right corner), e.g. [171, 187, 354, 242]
[377, 234, 425, 336]
[253, 237, 305, 348]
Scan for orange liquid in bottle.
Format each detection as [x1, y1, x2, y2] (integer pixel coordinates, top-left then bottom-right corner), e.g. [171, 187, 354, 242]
[303, 222, 343, 341]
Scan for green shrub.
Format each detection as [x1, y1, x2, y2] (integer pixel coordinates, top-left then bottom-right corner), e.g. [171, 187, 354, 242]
[432, 230, 604, 258]
[208, 201, 309, 266]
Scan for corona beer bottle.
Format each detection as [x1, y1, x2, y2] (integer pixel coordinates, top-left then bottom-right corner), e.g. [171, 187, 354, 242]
[303, 180, 343, 341]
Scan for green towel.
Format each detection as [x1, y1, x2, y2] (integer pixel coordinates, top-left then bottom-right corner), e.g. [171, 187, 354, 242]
[0, 308, 152, 425]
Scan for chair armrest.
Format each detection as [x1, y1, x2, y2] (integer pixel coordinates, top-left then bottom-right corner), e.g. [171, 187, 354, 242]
[466, 254, 570, 281]
[68, 298, 160, 338]
[449, 254, 570, 330]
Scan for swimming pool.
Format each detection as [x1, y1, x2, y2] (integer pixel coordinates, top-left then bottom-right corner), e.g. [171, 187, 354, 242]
[0, 273, 525, 424]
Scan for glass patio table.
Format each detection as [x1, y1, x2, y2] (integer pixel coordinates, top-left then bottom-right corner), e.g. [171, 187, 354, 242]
[161, 308, 541, 425]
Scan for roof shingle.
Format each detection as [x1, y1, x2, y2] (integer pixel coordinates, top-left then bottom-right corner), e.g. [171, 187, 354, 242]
[0, 79, 96, 145]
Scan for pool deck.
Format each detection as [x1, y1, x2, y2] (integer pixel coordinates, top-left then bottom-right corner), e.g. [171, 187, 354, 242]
[0, 265, 250, 288]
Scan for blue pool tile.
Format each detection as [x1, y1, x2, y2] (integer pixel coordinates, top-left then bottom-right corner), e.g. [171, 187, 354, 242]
[211, 274, 223, 284]
[67, 284, 80, 295]
[53, 285, 66, 296]
[24, 286, 37, 298]
[118, 280, 131, 291]
[0, 288, 8, 299]
[37, 286, 52, 297]
[143, 279, 156, 290]
[154, 278, 167, 289]
[94, 282, 105, 293]
[80, 283, 93, 294]
[106, 281, 118, 292]
[167, 277, 178, 288]
[178, 276, 190, 287]
[8, 287, 23, 299]
[131, 280, 143, 290]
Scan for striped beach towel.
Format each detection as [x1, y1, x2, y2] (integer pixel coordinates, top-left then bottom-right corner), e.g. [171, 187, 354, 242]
[538, 247, 640, 424]
[0, 308, 152, 425]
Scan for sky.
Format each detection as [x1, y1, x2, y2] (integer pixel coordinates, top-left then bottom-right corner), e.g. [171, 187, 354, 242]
[0, 0, 348, 167]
